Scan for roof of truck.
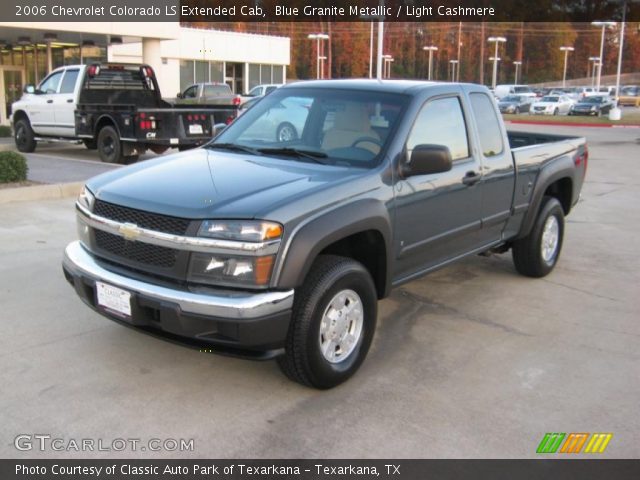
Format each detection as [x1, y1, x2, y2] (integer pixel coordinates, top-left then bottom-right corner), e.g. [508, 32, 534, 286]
[281, 79, 453, 95]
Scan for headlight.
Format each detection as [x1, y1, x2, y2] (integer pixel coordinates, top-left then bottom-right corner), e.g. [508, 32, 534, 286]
[77, 185, 95, 211]
[188, 253, 275, 288]
[198, 220, 282, 242]
[590, 106, 597, 111]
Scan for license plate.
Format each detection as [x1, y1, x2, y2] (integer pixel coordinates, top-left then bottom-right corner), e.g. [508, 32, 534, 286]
[189, 124, 203, 134]
[96, 282, 132, 317]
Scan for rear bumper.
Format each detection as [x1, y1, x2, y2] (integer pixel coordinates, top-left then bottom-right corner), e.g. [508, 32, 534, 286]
[62, 241, 293, 359]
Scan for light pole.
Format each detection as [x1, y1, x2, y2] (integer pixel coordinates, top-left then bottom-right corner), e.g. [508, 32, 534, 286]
[382, 55, 394, 78]
[488, 36, 506, 89]
[589, 57, 600, 87]
[591, 21, 616, 91]
[449, 60, 459, 82]
[559, 46, 574, 88]
[513, 61, 522, 84]
[423, 45, 438, 81]
[307, 33, 330, 79]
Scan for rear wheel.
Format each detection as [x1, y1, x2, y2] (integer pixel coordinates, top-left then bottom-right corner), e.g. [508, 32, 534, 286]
[277, 255, 378, 389]
[276, 122, 297, 142]
[512, 196, 565, 278]
[14, 119, 37, 153]
[97, 125, 123, 163]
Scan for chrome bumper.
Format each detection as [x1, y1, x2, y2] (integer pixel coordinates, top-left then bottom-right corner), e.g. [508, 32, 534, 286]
[62, 241, 294, 320]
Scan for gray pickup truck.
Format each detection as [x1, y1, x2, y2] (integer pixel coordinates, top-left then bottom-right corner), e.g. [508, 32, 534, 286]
[63, 80, 587, 389]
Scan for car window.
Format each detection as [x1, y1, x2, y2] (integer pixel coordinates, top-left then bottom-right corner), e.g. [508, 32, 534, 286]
[542, 96, 559, 102]
[204, 85, 231, 96]
[407, 96, 469, 161]
[469, 93, 504, 157]
[39, 71, 64, 94]
[248, 86, 261, 97]
[59, 69, 79, 94]
[265, 86, 278, 95]
[183, 86, 198, 98]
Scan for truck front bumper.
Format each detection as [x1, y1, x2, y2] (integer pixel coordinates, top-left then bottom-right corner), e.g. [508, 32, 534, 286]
[62, 241, 293, 360]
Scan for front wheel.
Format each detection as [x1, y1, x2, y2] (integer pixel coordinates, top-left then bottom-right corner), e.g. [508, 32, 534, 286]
[14, 119, 37, 153]
[553, 108, 559, 116]
[277, 255, 378, 389]
[512, 196, 565, 278]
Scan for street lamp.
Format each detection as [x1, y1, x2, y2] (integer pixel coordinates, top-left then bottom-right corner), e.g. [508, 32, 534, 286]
[423, 45, 438, 81]
[559, 46, 574, 88]
[449, 60, 459, 82]
[588, 57, 600, 87]
[513, 60, 522, 84]
[487, 36, 507, 89]
[307, 33, 330, 79]
[382, 54, 394, 78]
[591, 21, 616, 91]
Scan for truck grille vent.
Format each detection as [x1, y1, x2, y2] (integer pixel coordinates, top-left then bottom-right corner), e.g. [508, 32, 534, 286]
[94, 230, 178, 268]
[93, 200, 190, 235]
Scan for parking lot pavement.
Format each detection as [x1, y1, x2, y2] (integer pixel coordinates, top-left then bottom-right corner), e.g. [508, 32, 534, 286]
[1, 126, 639, 459]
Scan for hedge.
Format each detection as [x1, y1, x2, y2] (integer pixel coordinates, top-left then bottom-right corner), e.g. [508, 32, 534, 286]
[0, 151, 28, 183]
[0, 125, 11, 137]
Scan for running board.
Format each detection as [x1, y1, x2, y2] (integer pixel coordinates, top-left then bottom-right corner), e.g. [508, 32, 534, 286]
[33, 137, 83, 145]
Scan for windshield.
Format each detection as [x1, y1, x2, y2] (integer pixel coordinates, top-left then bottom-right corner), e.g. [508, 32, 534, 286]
[212, 87, 408, 168]
[584, 96, 605, 104]
[541, 96, 559, 102]
[502, 95, 521, 102]
[621, 87, 638, 96]
[513, 86, 531, 93]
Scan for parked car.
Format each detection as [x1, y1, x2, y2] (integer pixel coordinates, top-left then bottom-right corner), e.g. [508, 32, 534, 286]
[174, 83, 242, 107]
[245, 84, 283, 98]
[11, 64, 238, 163]
[63, 80, 587, 389]
[569, 95, 614, 116]
[497, 94, 532, 114]
[239, 96, 312, 141]
[531, 95, 574, 115]
[494, 84, 537, 100]
[617, 86, 640, 107]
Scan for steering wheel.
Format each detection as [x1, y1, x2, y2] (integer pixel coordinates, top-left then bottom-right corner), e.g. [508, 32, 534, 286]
[351, 136, 382, 149]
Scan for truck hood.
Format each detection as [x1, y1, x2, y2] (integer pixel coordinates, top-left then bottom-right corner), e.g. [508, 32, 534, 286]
[86, 148, 364, 220]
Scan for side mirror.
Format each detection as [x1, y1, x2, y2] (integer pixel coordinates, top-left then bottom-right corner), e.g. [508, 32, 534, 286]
[23, 85, 36, 94]
[212, 123, 227, 137]
[176, 92, 183, 99]
[403, 144, 453, 177]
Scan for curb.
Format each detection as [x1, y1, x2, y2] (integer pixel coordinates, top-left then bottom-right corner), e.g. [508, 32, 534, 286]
[505, 119, 640, 129]
[0, 181, 83, 204]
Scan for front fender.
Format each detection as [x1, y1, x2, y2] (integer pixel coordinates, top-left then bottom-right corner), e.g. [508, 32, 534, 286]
[273, 199, 392, 296]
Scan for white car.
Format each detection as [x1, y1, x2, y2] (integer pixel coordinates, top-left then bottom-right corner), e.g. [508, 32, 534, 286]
[237, 96, 311, 142]
[245, 84, 283, 98]
[531, 95, 574, 115]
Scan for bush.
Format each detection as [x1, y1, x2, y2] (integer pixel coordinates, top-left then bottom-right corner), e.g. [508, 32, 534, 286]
[0, 125, 11, 137]
[0, 151, 28, 183]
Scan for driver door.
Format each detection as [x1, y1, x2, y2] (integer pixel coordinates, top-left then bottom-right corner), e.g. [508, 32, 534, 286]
[27, 69, 64, 136]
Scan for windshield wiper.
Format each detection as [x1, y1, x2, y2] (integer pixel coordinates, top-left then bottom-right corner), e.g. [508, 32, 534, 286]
[257, 147, 329, 164]
[207, 143, 261, 155]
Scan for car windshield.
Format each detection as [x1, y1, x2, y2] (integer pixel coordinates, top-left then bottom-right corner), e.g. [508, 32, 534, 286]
[211, 87, 408, 168]
[513, 87, 530, 93]
[541, 96, 559, 102]
[621, 87, 638, 96]
[503, 95, 521, 102]
[584, 96, 605, 104]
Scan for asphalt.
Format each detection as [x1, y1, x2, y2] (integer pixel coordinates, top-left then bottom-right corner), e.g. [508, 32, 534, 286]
[0, 125, 638, 459]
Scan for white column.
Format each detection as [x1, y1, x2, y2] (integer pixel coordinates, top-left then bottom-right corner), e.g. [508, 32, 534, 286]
[142, 38, 163, 78]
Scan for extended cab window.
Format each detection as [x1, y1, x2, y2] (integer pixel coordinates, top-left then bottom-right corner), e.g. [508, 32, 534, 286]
[469, 93, 504, 157]
[407, 96, 469, 161]
[39, 71, 63, 94]
[59, 69, 79, 94]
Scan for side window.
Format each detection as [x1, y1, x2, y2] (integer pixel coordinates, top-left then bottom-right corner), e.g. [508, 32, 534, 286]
[59, 69, 79, 94]
[406, 96, 469, 161]
[183, 86, 198, 98]
[39, 71, 64, 94]
[469, 93, 504, 157]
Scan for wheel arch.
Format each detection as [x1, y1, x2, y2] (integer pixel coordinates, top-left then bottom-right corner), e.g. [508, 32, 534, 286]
[274, 200, 392, 299]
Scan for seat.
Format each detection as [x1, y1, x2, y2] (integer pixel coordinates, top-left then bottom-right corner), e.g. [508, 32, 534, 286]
[322, 102, 380, 154]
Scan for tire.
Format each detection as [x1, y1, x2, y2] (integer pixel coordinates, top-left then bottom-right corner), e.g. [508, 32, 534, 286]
[14, 119, 37, 153]
[515, 107, 520, 114]
[553, 108, 559, 116]
[83, 139, 97, 150]
[277, 255, 378, 389]
[97, 125, 124, 163]
[276, 122, 297, 142]
[512, 196, 565, 278]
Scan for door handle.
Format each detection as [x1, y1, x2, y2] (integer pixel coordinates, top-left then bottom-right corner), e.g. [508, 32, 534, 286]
[66, 99, 73, 103]
[462, 171, 481, 186]
[46, 99, 53, 104]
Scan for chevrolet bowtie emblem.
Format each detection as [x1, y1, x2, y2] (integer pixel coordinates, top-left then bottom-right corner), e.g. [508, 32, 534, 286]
[119, 223, 141, 241]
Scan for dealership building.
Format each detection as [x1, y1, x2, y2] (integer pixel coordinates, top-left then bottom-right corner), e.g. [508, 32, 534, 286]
[0, 22, 290, 125]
